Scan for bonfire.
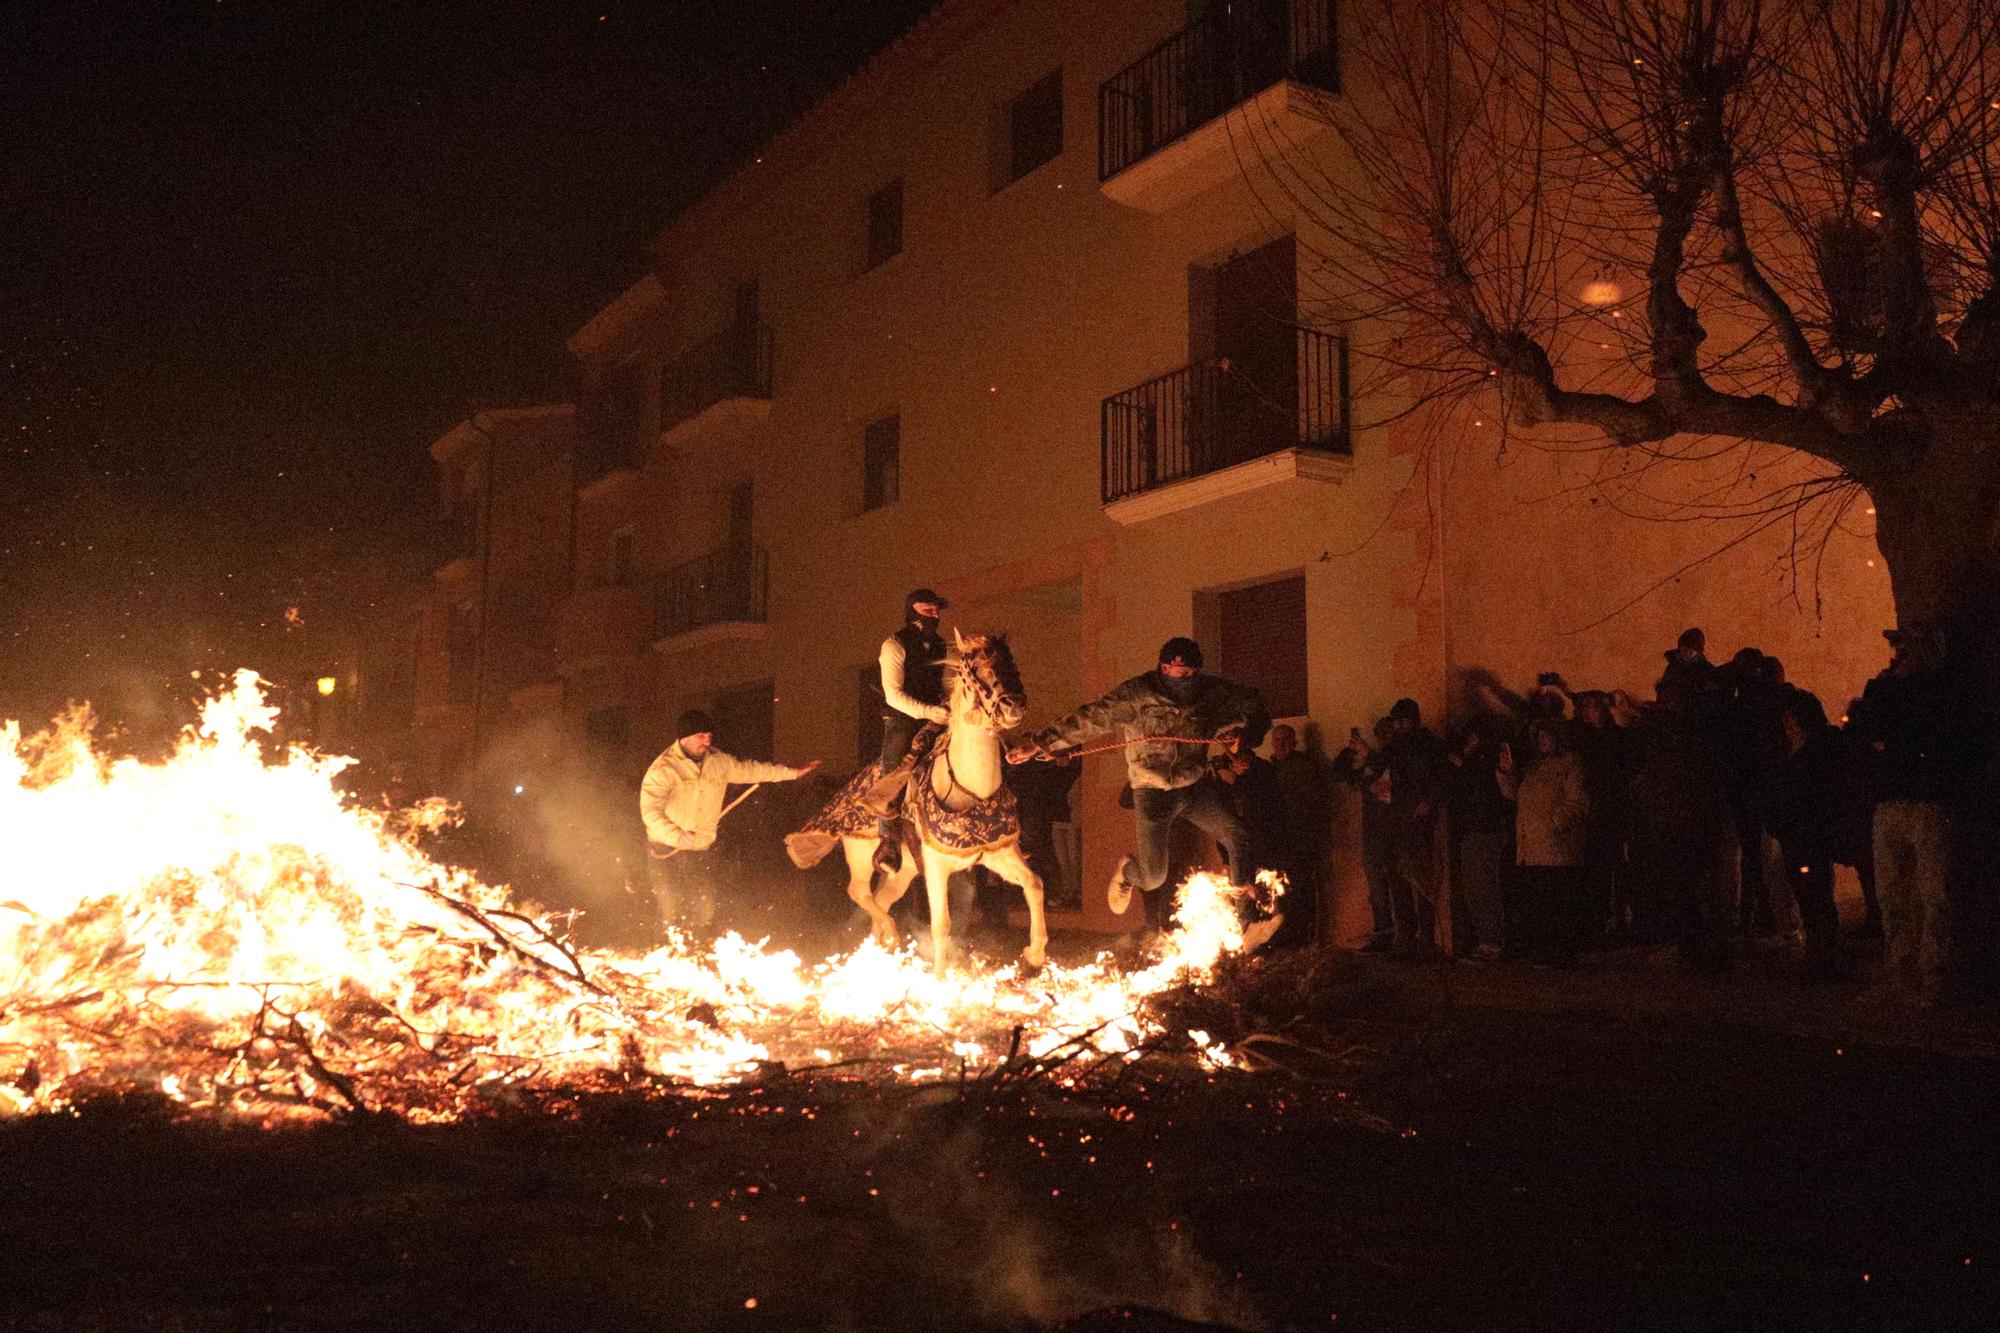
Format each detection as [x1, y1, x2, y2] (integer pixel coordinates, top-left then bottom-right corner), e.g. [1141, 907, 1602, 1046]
[0, 672, 1273, 1123]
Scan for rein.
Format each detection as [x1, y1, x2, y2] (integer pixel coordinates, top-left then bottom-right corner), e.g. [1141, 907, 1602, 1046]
[935, 742, 974, 807]
[1032, 735, 1220, 761]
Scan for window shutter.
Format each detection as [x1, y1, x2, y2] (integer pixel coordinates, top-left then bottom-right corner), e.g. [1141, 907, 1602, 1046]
[1218, 574, 1307, 717]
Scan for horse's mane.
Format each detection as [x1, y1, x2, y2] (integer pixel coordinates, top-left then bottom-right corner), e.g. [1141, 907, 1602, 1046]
[955, 632, 1023, 702]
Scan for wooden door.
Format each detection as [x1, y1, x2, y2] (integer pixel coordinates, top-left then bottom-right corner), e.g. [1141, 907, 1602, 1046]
[1211, 234, 1298, 468]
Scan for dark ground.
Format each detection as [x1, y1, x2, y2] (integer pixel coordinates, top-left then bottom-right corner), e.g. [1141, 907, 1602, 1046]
[5, 945, 1999, 1332]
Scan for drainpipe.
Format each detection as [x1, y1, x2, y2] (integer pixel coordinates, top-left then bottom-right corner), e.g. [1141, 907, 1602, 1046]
[561, 396, 581, 760]
[467, 412, 498, 762]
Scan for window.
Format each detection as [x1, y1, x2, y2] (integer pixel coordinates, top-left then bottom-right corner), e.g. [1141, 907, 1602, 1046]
[865, 178, 903, 270]
[861, 414, 900, 512]
[584, 706, 631, 775]
[607, 527, 636, 588]
[713, 679, 776, 762]
[857, 663, 886, 764]
[1215, 574, 1307, 718]
[1004, 69, 1063, 186]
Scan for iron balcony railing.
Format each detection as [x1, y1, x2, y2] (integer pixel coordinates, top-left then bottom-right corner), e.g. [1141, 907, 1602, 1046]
[653, 546, 768, 641]
[1101, 325, 1349, 504]
[1099, 0, 1341, 181]
[658, 322, 774, 434]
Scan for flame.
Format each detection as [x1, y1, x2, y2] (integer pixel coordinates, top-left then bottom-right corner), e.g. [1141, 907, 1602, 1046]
[0, 671, 1276, 1122]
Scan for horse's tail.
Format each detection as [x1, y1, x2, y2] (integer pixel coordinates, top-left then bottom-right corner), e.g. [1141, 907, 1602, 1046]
[786, 763, 886, 867]
[784, 829, 838, 869]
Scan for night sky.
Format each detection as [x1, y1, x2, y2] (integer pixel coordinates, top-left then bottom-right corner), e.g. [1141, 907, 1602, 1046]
[1, 0, 935, 728]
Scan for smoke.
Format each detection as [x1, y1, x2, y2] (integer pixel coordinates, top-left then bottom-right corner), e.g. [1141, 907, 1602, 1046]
[449, 722, 653, 939]
[869, 1092, 1266, 1331]
[444, 723, 853, 949]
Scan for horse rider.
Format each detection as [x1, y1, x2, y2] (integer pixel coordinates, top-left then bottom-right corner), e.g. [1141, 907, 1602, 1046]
[872, 587, 952, 869]
[1008, 636, 1269, 920]
[640, 707, 820, 937]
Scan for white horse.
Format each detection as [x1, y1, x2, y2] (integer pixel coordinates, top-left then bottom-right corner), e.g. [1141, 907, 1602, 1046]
[787, 631, 1047, 974]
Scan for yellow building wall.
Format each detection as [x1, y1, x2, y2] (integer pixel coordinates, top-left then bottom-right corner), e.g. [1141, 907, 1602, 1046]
[561, 0, 1894, 938]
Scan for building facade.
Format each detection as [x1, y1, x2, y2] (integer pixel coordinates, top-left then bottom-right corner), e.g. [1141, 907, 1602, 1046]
[380, 0, 1894, 939]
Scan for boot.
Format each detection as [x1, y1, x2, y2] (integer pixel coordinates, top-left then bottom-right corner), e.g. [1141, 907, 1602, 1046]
[1106, 856, 1139, 915]
[872, 818, 901, 877]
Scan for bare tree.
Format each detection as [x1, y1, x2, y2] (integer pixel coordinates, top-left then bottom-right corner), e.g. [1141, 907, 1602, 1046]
[1247, 0, 2000, 706]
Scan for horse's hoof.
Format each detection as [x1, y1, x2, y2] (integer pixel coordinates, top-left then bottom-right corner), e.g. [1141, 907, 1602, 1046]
[1018, 951, 1046, 978]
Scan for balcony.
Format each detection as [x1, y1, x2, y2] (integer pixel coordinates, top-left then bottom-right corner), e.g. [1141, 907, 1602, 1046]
[1098, 0, 1339, 212]
[1101, 326, 1349, 522]
[658, 323, 774, 444]
[652, 547, 768, 651]
[554, 584, 648, 673]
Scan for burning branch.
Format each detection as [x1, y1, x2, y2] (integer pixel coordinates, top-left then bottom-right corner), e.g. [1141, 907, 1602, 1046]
[395, 877, 607, 998]
[1, 671, 1288, 1122]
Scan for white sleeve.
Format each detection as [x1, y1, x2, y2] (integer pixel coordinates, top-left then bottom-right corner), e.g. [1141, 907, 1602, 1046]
[879, 636, 933, 720]
[638, 753, 685, 845]
[711, 751, 805, 784]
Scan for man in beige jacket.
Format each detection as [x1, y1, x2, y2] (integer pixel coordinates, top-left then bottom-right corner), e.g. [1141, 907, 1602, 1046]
[641, 708, 820, 937]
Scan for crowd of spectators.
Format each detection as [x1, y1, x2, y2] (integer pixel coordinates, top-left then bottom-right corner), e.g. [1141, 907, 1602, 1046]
[1233, 625, 1989, 1002]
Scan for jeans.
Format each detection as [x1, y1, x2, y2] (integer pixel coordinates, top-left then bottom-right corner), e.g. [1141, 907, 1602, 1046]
[648, 848, 718, 937]
[876, 712, 926, 843]
[1874, 800, 1953, 1000]
[879, 712, 924, 772]
[1514, 864, 1585, 960]
[1785, 852, 1839, 972]
[1736, 813, 1773, 933]
[1454, 825, 1511, 953]
[1388, 816, 1438, 949]
[1360, 828, 1395, 943]
[1126, 779, 1252, 892]
[1636, 827, 1733, 970]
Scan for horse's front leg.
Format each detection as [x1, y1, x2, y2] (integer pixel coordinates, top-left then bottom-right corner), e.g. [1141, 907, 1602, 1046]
[920, 843, 956, 976]
[980, 843, 1047, 974]
[841, 837, 899, 948]
[873, 827, 919, 913]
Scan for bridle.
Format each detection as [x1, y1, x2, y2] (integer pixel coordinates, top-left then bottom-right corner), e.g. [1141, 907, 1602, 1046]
[927, 638, 1023, 808]
[950, 641, 1021, 731]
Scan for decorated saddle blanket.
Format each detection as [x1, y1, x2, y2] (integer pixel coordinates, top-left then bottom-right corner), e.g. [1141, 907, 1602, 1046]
[784, 726, 1020, 866]
[784, 759, 896, 869]
[907, 755, 1020, 856]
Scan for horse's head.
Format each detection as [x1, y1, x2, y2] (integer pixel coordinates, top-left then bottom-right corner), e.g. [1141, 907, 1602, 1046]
[949, 628, 1027, 732]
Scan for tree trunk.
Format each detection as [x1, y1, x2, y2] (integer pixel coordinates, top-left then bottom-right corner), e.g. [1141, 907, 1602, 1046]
[1865, 408, 2000, 980]
[1867, 405, 2000, 691]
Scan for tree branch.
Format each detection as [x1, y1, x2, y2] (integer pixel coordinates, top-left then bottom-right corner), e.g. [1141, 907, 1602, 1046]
[1713, 155, 1844, 413]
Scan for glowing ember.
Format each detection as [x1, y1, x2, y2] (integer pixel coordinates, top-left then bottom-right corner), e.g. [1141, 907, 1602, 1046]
[0, 672, 1275, 1121]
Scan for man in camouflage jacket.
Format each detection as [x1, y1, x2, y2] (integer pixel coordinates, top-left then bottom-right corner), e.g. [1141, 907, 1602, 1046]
[1010, 637, 1268, 916]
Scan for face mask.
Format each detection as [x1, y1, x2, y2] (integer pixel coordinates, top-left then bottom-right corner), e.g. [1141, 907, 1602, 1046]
[909, 612, 940, 636]
[1160, 672, 1198, 703]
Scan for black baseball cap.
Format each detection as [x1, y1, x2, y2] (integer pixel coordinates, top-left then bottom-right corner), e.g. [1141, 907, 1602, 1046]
[905, 587, 949, 610]
[1158, 636, 1204, 669]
